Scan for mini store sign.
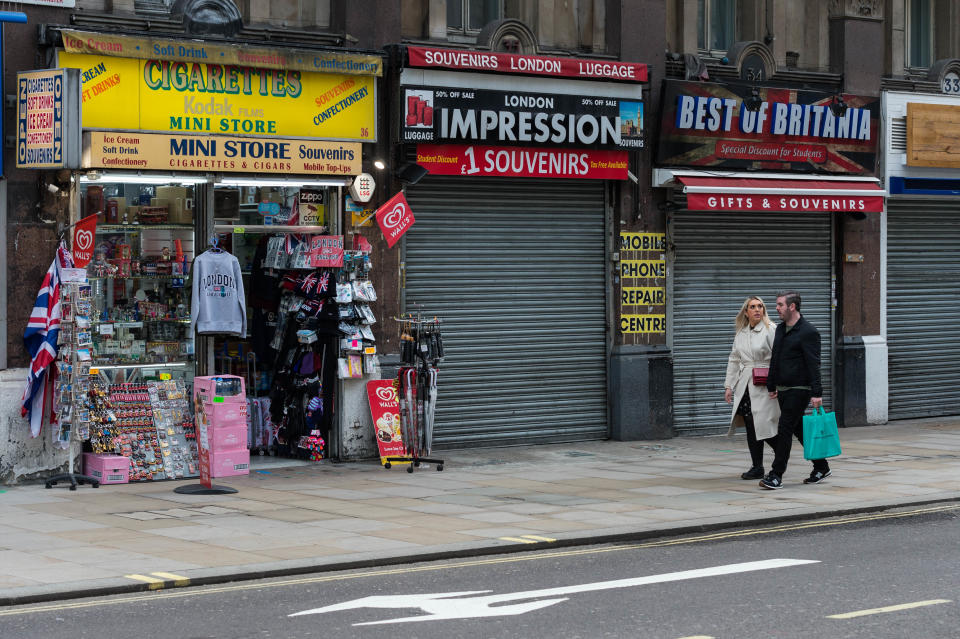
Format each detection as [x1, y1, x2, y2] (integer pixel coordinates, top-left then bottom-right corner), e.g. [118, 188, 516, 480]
[57, 51, 376, 142]
[82, 131, 361, 175]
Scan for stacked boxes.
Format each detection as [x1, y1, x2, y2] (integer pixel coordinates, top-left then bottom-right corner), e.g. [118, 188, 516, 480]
[154, 186, 194, 224]
[83, 453, 130, 484]
[193, 375, 250, 478]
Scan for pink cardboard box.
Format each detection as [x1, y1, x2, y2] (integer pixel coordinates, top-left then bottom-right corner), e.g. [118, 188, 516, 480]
[83, 453, 130, 484]
[194, 375, 246, 404]
[210, 423, 248, 451]
[203, 401, 248, 425]
[208, 448, 250, 478]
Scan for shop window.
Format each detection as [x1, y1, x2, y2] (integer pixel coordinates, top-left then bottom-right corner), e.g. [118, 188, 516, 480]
[697, 0, 737, 56]
[907, 0, 933, 68]
[447, 0, 502, 34]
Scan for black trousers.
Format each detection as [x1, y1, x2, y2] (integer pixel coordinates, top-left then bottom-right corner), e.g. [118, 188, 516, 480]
[770, 389, 830, 478]
[738, 393, 774, 468]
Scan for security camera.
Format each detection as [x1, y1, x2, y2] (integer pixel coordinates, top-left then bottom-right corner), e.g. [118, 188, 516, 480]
[47, 183, 59, 194]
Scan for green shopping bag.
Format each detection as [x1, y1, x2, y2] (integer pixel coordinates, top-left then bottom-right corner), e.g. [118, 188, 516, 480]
[802, 407, 842, 460]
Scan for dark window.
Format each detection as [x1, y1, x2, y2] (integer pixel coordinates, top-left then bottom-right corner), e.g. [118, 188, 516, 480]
[697, 0, 737, 54]
[907, 0, 933, 68]
[447, 0, 502, 33]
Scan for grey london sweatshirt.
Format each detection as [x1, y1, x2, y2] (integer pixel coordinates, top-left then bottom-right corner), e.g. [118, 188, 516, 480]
[190, 250, 247, 336]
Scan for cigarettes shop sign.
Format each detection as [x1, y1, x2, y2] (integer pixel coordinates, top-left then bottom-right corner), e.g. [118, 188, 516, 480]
[657, 80, 879, 174]
[416, 144, 628, 179]
[58, 51, 376, 142]
[82, 131, 361, 175]
[401, 86, 644, 150]
[17, 68, 82, 169]
[407, 46, 647, 83]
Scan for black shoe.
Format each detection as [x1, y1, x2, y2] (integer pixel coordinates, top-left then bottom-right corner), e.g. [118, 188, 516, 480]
[759, 474, 782, 490]
[803, 469, 832, 484]
[741, 466, 764, 480]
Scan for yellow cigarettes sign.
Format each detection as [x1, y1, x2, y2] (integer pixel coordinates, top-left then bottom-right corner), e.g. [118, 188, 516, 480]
[83, 131, 361, 175]
[58, 51, 376, 142]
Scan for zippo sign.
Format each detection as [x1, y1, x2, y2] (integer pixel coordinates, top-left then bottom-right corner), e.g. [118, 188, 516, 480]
[401, 86, 644, 150]
[375, 191, 415, 248]
[657, 80, 879, 174]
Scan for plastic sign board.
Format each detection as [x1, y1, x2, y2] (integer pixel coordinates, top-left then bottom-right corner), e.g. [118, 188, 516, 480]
[82, 131, 361, 175]
[58, 51, 377, 142]
[17, 68, 82, 169]
[417, 144, 628, 179]
[656, 80, 879, 174]
[407, 46, 647, 83]
[375, 191, 415, 249]
[350, 172, 376, 202]
[366, 380, 409, 465]
[61, 29, 381, 77]
[400, 86, 644, 150]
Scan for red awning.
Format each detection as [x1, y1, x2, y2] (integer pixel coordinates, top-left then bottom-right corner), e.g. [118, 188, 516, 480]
[678, 176, 885, 213]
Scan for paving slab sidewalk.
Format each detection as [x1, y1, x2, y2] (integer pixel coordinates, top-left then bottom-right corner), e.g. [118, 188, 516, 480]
[1, 418, 958, 605]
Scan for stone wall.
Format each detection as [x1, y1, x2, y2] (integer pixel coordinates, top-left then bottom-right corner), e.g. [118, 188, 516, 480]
[0, 369, 78, 485]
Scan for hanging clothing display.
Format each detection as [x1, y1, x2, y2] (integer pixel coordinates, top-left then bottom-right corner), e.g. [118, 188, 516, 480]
[191, 249, 247, 336]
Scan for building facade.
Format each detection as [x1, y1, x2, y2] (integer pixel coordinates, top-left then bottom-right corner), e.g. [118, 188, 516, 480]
[3, 0, 960, 482]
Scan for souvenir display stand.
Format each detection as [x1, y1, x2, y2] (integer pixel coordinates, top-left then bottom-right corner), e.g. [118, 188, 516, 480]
[45, 273, 102, 490]
[385, 315, 444, 473]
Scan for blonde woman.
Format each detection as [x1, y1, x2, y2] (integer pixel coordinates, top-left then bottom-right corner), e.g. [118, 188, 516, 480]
[724, 296, 780, 480]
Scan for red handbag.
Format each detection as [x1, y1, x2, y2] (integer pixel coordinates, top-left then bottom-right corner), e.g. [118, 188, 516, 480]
[752, 367, 769, 386]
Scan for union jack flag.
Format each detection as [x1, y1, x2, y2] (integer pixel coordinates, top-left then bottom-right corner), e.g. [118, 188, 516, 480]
[21, 243, 72, 437]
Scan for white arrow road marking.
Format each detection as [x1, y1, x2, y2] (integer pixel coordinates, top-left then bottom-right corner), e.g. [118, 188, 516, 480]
[289, 558, 819, 625]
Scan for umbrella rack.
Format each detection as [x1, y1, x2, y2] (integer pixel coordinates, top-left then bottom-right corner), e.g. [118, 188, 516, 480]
[385, 314, 444, 473]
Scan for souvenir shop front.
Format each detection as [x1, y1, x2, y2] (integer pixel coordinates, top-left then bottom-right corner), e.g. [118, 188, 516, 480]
[25, 30, 383, 483]
[884, 87, 960, 419]
[654, 80, 884, 435]
[396, 46, 647, 447]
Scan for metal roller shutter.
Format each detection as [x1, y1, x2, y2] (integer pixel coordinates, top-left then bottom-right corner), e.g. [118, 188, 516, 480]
[671, 210, 834, 435]
[402, 176, 609, 448]
[887, 200, 960, 419]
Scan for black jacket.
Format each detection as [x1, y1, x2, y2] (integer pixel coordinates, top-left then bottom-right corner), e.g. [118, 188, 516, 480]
[766, 314, 822, 397]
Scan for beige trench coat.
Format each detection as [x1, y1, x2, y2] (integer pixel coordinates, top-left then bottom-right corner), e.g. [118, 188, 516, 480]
[724, 322, 780, 440]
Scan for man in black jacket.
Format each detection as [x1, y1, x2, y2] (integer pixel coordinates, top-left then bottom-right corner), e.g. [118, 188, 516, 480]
[759, 291, 831, 490]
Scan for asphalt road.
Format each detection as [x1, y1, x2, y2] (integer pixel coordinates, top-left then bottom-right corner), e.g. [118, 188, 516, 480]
[1, 504, 958, 639]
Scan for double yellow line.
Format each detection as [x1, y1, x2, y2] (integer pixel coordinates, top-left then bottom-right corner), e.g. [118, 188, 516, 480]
[2, 503, 957, 617]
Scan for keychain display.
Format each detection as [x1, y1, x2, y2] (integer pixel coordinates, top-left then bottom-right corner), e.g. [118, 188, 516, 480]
[85, 380, 199, 481]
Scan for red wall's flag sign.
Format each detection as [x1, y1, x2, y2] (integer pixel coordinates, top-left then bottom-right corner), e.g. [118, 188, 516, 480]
[72, 214, 98, 267]
[375, 191, 415, 249]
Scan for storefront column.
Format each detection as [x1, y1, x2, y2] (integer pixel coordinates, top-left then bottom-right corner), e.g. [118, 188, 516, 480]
[610, 345, 673, 440]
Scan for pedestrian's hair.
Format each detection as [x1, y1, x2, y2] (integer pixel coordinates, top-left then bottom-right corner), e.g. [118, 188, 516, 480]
[735, 296, 773, 332]
[777, 290, 801, 312]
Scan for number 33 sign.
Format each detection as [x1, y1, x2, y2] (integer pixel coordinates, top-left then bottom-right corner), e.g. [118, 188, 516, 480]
[943, 72, 960, 95]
